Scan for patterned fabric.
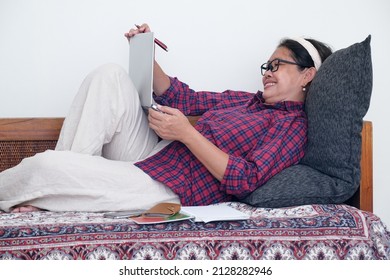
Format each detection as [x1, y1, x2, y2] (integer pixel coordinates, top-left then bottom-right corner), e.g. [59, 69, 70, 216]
[1, 203, 389, 260]
[136, 77, 307, 205]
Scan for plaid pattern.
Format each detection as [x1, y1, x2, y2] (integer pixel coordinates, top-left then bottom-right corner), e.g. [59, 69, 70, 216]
[135, 77, 307, 206]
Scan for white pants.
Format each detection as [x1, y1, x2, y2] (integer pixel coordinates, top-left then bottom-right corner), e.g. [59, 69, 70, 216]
[0, 64, 179, 212]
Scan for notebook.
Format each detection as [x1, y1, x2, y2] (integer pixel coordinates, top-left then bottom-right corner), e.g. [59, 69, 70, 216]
[128, 32, 155, 109]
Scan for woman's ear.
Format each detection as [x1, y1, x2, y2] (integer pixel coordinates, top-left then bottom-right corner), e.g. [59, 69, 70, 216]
[304, 67, 317, 84]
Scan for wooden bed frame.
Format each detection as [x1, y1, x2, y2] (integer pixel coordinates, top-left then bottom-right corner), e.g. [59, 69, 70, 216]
[0, 118, 373, 212]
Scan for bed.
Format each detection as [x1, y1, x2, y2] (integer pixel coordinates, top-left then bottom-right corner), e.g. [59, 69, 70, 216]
[0, 118, 389, 260]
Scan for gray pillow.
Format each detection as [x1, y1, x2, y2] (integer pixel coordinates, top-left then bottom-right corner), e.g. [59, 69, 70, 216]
[240, 36, 373, 208]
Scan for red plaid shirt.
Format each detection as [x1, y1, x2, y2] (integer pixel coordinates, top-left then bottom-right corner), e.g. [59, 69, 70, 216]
[135, 77, 307, 206]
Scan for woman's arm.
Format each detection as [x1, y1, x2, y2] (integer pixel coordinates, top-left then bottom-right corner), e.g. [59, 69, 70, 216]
[183, 128, 229, 181]
[153, 61, 170, 96]
[148, 106, 229, 181]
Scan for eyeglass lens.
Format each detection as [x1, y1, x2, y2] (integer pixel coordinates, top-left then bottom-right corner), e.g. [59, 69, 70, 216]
[261, 60, 280, 76]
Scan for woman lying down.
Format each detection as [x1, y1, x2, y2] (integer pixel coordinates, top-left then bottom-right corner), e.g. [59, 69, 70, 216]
[0, 24, 332, 213]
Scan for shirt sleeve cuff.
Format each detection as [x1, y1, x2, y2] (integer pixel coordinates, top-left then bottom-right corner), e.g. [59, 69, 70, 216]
[153, 77, 179, 105]
[220, 156, 253, 198]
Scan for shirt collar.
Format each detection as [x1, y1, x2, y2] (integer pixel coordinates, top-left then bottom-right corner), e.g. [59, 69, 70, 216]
[254, 91, 305, 112]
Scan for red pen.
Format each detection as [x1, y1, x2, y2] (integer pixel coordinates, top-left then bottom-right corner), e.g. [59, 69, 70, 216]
[135, 24, 168, 52]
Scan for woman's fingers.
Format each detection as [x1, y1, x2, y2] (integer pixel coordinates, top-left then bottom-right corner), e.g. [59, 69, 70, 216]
[124, 23, 151, 39]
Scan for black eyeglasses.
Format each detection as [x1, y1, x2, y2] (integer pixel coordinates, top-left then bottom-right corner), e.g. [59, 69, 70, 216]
[260, 59, 309, 76]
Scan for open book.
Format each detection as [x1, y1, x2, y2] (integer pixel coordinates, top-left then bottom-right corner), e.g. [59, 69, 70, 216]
[181, 204, 250, 223]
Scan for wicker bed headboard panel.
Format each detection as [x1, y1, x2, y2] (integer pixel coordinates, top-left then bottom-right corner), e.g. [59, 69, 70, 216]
[0, 118, 373, 212]
[0, 140, 58, 172]
[0, 118, 63, 172]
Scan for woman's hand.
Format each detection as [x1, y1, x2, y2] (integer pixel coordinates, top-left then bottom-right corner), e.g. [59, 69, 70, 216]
[148, 105, 229, 182]
[148, 105, 195, 142]
[124, 23, 151, 40]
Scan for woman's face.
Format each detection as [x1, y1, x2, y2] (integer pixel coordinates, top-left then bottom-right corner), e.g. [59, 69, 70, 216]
[262, 47, 312, 104]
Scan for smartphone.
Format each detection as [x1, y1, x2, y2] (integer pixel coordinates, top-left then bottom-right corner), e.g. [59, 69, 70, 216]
[150, 104, 163, 113]
[103, 210, 145, 219]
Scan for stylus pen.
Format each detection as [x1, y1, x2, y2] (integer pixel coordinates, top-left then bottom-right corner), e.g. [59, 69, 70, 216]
[135, 24, 169, 52]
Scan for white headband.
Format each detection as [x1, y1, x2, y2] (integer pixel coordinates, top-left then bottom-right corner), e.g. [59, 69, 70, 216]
[291, 37, 322, 70]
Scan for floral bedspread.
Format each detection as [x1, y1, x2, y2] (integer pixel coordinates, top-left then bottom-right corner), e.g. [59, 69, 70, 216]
[0, 202, 389, 260]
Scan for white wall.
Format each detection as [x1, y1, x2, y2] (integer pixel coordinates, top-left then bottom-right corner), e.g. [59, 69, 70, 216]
[1, 0, 389, 226]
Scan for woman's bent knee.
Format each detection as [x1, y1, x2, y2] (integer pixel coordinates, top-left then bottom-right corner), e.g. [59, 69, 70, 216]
[92, 63, 127, 79]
